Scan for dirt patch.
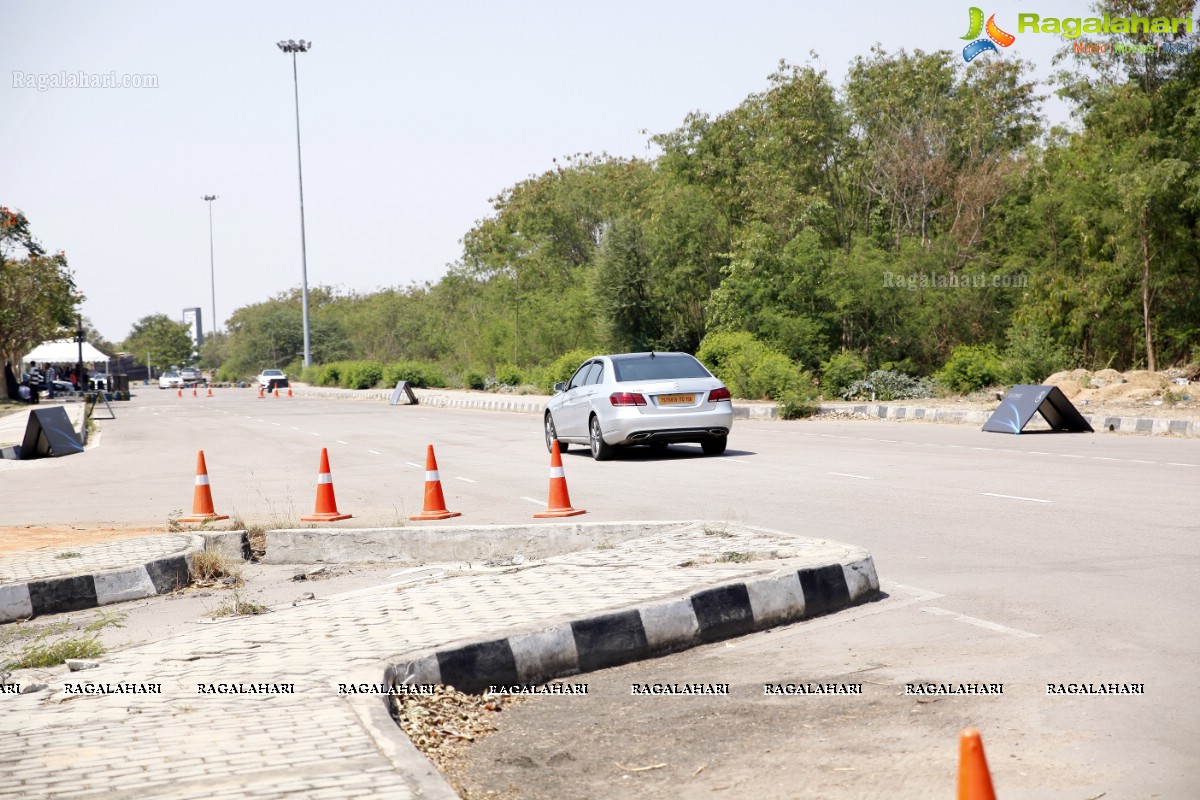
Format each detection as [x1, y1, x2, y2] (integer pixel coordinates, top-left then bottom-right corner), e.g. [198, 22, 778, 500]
[0, 526, 171, 557]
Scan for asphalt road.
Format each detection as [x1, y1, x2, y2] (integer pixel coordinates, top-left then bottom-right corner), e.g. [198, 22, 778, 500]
[3, 389, 1198, 797]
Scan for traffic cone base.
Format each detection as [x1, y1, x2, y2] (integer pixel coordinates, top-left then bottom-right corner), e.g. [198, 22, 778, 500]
[301, 448, 353, 522]
[179, 451, 229, 523]
[534, 440, 585, 518]
[287, 387, 294, 398]
[410, 445, 461, 521]
[258, 387, 264, 398]
[206, 387, 213, 397]
[176, 389, 182, 398]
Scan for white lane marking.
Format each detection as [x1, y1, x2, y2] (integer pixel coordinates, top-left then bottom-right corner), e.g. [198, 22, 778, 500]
[1027, 451, 1051, 455]
[405, 461, 422, 469]
[829, 472, 874, 480]
[1130, 459, 1156, 464]
[520, 496, 545, 506]
[454, 476, 477, 483]
[1168, 462, 1199, 467]
[368, 450, 382, 455]
[1092, 456, 1118, 461]
[981, 492, 1051, 504]
[290, 426, 300, 430]
[921, 606, 1039, 639]
[311, 432, 320, 436]
[970, 447, 993, 451]
[878, 439, 898, 443]
[945, 444, 965, 449]
[273, 422, 282, 426]
[336, 440, 349, 445]
[721, 458, 751, 464]
[1060, 454, 1084, 458]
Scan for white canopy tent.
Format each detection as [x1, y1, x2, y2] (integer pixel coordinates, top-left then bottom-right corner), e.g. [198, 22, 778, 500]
[23, 339, 110, 369]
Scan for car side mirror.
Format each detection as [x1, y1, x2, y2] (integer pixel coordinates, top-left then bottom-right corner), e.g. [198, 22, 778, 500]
[553, 382, 566, 394]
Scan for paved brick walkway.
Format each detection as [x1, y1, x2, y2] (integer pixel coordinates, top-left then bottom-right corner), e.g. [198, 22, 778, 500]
[0, 523, 867, 799]
[0, 535, 193, 584]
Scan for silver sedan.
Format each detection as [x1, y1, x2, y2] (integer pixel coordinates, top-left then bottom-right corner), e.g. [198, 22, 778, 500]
[544, 352, 734, 460]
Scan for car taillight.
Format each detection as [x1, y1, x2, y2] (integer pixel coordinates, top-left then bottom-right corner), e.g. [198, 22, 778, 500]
[708, 387, 731, 402]
[610, 392, 647, 407]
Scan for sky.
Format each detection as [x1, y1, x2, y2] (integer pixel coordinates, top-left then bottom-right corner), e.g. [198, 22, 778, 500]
[2, 1, 1097, 344]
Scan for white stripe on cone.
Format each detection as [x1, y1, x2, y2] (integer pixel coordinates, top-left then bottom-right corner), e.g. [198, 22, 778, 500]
[317, 473, 332, 484]
[425, 470, 440, 482]
[195, 475, 210, 485]
[549, 466, 565, 479]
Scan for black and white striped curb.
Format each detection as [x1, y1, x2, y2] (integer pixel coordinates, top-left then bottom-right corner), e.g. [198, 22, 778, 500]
[384, 556, 879, 694]
[0, 542, 201, 624]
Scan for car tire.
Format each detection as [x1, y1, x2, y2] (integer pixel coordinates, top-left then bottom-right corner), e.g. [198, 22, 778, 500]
[589, 415, 615, 461]
[701, 436, 728, 456]
[545, 413, 568, 454]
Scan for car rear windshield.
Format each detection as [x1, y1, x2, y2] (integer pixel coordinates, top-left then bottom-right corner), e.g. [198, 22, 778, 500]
[612, 355, 710, 382]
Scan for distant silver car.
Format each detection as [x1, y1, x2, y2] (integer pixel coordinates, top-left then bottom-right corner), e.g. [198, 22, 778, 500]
[544, 352, 733, 460]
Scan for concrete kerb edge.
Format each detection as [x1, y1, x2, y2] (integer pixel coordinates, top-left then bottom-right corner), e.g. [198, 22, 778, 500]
[290, 386, 1200, 436]
[0, 535, 204, 624]
[382, 544, 881, 695]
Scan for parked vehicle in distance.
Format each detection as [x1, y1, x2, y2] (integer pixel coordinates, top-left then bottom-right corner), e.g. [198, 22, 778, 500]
[543, 352, 733, 461]
[257, 369, 288, 391]
[179, 367, 205, 387]
[159, 371, 182, 390]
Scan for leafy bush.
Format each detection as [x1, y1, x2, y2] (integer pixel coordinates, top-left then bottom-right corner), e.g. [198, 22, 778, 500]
[492, 363, 524, 388]
[697, 331, 811, 400]
[844, 370, 935, 401]
[541, 349, 597, 393]
[462, 370, 487, 390]
[935, 345, 1007, 393]
[320, 363, 343, 387]
[819, 352, 868, 398]
[1002, 324, 1074, 384]
[338, 360, 384, 390]
[381, 361, 446, 389]
[778, 379, 820, 419]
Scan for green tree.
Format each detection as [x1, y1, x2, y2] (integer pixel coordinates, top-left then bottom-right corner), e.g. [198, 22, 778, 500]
[123, 314, 195, 370]
[0, 206, 81, 399]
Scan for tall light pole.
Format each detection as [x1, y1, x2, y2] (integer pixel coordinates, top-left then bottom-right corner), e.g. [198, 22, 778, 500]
[202, 194, 218, 342]
[276, 38, 312, 368]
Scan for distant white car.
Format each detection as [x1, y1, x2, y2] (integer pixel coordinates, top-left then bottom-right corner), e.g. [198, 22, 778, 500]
[257, 369, 288, 390]
[159, 371, 182, 390]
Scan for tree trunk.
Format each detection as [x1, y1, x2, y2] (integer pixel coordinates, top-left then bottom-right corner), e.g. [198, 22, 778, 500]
[1140, 210, 1156, 372]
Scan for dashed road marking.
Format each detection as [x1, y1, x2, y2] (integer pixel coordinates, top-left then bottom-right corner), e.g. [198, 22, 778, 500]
[336, 440, 349, 445]
[1093, 456, 1118, 461]
[921, 606, 1039, 639]
[367, 450, 382, 455]
[405, 461, 421, 469]
[454, 476, 477, 483]
[829, 472, 874, 480]
[520, 496, 545, 506]
[1168, 462, 1198, 467]
[981, 492, 1051, 504]
[311, 432, 320, 436]
[1130, 459, 1156, 464]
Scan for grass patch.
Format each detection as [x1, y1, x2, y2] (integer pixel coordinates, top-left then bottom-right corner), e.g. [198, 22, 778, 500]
[193, 550, 241, 583]
[704, 526, 733, 538]
[54, 551, 83, 559]
[83, 611, 126, 633]
[717, 551, 752, 563]
[0, 621, 72, 647]
[4, 636, 105, 670]
[166, 509, 183, 532]
[208, 593, 269, 618]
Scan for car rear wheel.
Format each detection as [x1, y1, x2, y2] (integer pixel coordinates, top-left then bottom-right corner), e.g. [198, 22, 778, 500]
[589, 415, 615, 461]
[545, 413, 568, 454]
[701, 436, 728, 456]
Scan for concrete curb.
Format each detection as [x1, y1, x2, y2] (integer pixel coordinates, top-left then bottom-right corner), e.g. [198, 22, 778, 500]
[290, 385, 1200, 437]
[262, 520, 692, 565]
[383, 549, 880, 694]
[0, 536, 203, 623]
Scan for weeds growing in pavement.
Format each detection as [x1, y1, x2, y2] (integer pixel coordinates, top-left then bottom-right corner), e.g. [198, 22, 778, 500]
[704, 525, 733, 538]
[192, 550, 241, 583]
[207, 591, 269, 618]
[54, 551, 83, 559]
[3, 632, 105, 670]
[83, 611, 126, 633]
[166, 509, 183, 532]
[717, 551, 752, 563]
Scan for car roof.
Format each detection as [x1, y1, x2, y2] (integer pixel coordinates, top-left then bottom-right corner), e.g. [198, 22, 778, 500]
[607, 352, 696, 362]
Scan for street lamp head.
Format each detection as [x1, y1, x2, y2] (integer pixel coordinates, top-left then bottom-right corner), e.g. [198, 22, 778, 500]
[276, 38, 311, 53]
[202, 194, 218, 202]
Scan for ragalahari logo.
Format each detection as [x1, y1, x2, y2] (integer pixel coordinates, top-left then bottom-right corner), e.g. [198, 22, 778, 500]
[961, 7, 1016, 62]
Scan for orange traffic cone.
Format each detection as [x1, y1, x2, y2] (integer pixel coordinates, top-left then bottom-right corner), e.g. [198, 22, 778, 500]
[179, 450, 229, 523]
[258, 387, 264, 398]
[957, 728, 997, 800]
[273, 388, 280, 398]
[534, 440, 585, 518]
[410, 445, 461, 521]
[177, 388, 182, 398]
[287, 387, 293, 398]
[206, 387, 213, 398]
[192, 387, 198, 397]
[300, 448, 353, 522]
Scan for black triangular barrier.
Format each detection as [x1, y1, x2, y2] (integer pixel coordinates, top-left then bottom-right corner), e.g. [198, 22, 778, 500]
[389, 380, 419, 406]
[982, 385, 1094, 434]
[21, 406, 85, 458]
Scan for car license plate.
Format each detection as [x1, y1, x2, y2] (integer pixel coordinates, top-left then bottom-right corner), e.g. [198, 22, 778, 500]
[657, 393, 695, 405]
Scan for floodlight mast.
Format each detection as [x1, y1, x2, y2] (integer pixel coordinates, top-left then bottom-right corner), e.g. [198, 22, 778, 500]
[202, 194, 218, 342]
[276, 38, 313, 367]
